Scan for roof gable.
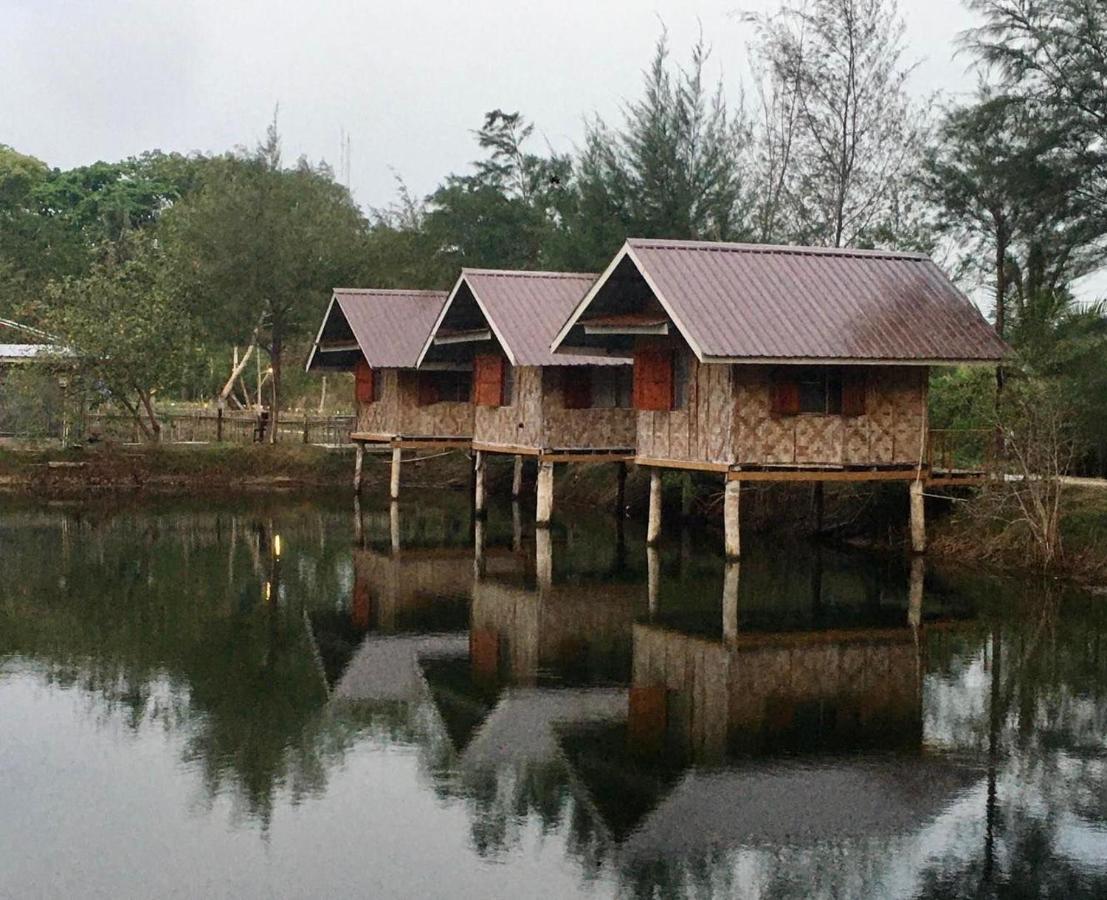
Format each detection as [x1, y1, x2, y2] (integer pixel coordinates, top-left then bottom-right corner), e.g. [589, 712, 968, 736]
[307, 288, 447, 371]
[554, 239, 1009, 364]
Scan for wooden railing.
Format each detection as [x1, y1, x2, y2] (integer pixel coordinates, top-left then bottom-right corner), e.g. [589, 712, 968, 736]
[84, 410, 355, 446]
[926, 428, 995, 475]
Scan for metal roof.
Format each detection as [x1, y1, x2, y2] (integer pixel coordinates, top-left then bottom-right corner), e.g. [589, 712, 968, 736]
[423, 269, 627, 367]
[554, 238, 1009, 364]
[307, 288, 448, 371]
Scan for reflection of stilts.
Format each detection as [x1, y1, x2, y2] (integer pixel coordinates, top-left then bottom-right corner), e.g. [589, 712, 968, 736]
[512, 502, 522, 553]
[984, 626, 1001, 887]
[474, 517, 487, 578]
[908, 555, 925, 687]
[389, 502, 401, 555]
[647, 545, 660, 618]
[722, 560, 740, 645]
[353, 494, 363, 546]
[535, 526, 553, 592]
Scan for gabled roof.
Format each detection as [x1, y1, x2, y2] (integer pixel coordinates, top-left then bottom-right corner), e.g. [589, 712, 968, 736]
[553, 238, 1010, 364]
[420, 269, 627, 367]
[306, 288, 447, 372]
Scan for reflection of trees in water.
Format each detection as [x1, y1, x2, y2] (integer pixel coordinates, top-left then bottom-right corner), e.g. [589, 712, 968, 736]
[0, 503, 366, 828]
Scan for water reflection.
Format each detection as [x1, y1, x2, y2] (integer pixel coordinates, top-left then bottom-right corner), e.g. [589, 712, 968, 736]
[1, 495, 1106, 897]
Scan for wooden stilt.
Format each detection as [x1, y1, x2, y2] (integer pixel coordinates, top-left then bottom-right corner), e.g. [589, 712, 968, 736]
[615, 462, 627, 517]
[536, 526, 552, 592]
[474, 451, 487, 518]
[909, 479, 926, 554]
[512, 501, 523, 553]
[511, 454, 524, 499]
[722, 560, 740, 644]
[724, 478, 741, 559]
[647, 469, 662, 545]
[536, 461, 554, 527]
[389, 447, 402, 501]
[353, 442, 364, 493]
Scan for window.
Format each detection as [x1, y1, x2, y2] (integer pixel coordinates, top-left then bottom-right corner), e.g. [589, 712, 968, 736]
[354, 358, 375, 405]
[592, 366, 634, 409]
[418, 371, 471, 405]
[473, 354, 506, 407]
[562, 368, 593, 409]
[633, 348, 673, 411]
[672, 352, 691, 409]
[771, 367, 860, 416]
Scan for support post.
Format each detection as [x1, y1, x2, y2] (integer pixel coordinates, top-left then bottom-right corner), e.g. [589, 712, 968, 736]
[647, 469, 662, 545]
[353, 442, 364, 494]
[909, 479, 926, 554]
[536, 461, 555, 527]
[724, 478, 741, 559]
[390, 446, 402, 501]
[615, 462, 627, 518]
[511, 454, 524, 499]
[474, 451, 487, 518]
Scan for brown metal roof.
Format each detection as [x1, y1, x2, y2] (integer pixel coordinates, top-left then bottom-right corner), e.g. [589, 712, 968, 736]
[557, 239, 1009, 363]
[307, 288, 447, 371]
[440, 269, 626, 367]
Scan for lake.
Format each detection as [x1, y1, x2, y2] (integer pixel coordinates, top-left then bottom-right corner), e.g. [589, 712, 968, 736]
[1, 491, 1105, 899]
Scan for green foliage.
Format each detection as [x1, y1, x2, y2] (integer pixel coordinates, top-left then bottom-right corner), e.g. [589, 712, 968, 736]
[47, 236, 195, 440]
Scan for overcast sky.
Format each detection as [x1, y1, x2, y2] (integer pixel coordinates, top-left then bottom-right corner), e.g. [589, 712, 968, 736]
[4, 0, 986, 210]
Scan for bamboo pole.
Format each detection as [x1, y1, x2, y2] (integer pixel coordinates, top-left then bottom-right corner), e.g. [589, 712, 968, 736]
[647, 469, 662, 544]
[724, 478, 741, 559]
[536, 461, 555, 527]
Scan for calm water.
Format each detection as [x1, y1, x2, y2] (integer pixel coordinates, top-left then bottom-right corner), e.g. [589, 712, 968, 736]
[1, 490, 1105, 899]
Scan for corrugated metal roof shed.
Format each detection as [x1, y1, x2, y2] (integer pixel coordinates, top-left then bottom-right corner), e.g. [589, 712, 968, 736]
[556, 239, 1009, 363]
[430, 269, 626, 367]
[307, 288, 447, 371]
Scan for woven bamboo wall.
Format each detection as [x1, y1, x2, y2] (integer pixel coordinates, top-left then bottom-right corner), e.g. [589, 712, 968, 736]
[473, 365, 544, 448]
[540, 367, 636, 450]
[636, 351, 735, 464]
[356, 368, 474, 438]
[732, 365, 927, 466]
[635, 355, 928, 467]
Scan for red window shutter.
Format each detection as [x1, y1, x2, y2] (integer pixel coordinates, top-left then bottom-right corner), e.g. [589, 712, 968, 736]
[841, 369, 867, 417]
[770, 377, 801, 416]
[562, 368, 593, 410]
[633, 348, 674, 412]
[354, 358, 375, 404]
[474, 354, 505, 407]
[417, 373, 438, 406]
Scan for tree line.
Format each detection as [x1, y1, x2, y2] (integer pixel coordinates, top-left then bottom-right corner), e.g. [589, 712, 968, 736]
[0, 0, 1103, 471]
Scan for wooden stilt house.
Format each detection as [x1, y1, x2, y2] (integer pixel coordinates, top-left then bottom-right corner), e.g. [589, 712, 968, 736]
[552, 239, 1010, 554]
[306, 288, 475, 496]
[417, 269, 636, 524]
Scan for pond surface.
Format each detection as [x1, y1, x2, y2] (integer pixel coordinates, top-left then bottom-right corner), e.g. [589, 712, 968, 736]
[1, 491, 1105, 899]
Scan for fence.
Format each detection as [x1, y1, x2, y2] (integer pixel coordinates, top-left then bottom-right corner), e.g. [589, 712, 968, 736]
[926, 428, 995, 475]
[84, 410, 355, 446]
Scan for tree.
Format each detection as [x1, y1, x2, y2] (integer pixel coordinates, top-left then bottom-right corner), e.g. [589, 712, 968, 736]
[48, 238, 194, 442]
[572, 33, 751, 258]
[749, 0, 928, 247]
[965, 0, 1107, 218]
[161, 119, 368, 438]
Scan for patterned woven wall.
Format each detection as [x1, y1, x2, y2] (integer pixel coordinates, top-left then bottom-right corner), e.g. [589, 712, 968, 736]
[356, 368, 474, 438]
[474, 365, 544, 448]
[637, 353, 735, 464]
[540, 367, 636, 450]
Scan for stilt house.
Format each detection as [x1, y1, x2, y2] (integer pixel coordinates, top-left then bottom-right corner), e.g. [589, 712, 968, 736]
[417, 269, 636, 523]
[306, 288, 475, 495]
[552, 239, 1010, 553]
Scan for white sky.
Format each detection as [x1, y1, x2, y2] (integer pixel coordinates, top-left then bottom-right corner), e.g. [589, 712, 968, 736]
[3, 0, 983, 210]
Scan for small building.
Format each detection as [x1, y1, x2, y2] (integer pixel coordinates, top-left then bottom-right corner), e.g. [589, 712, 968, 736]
[552, 239, 1009, 554]
[306, 288, 475, 497]
[417, 269, 636, 524]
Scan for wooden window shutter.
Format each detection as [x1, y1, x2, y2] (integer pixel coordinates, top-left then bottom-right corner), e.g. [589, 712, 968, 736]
[841, 369, 868, 417]
[562, 368, 593, 410]
[473, 354, 505, 407]
[633, 348, 674, 412]
[417, 373, 438, 406]
[354, 358, 375, 405]
[770, 376, 801, 417]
